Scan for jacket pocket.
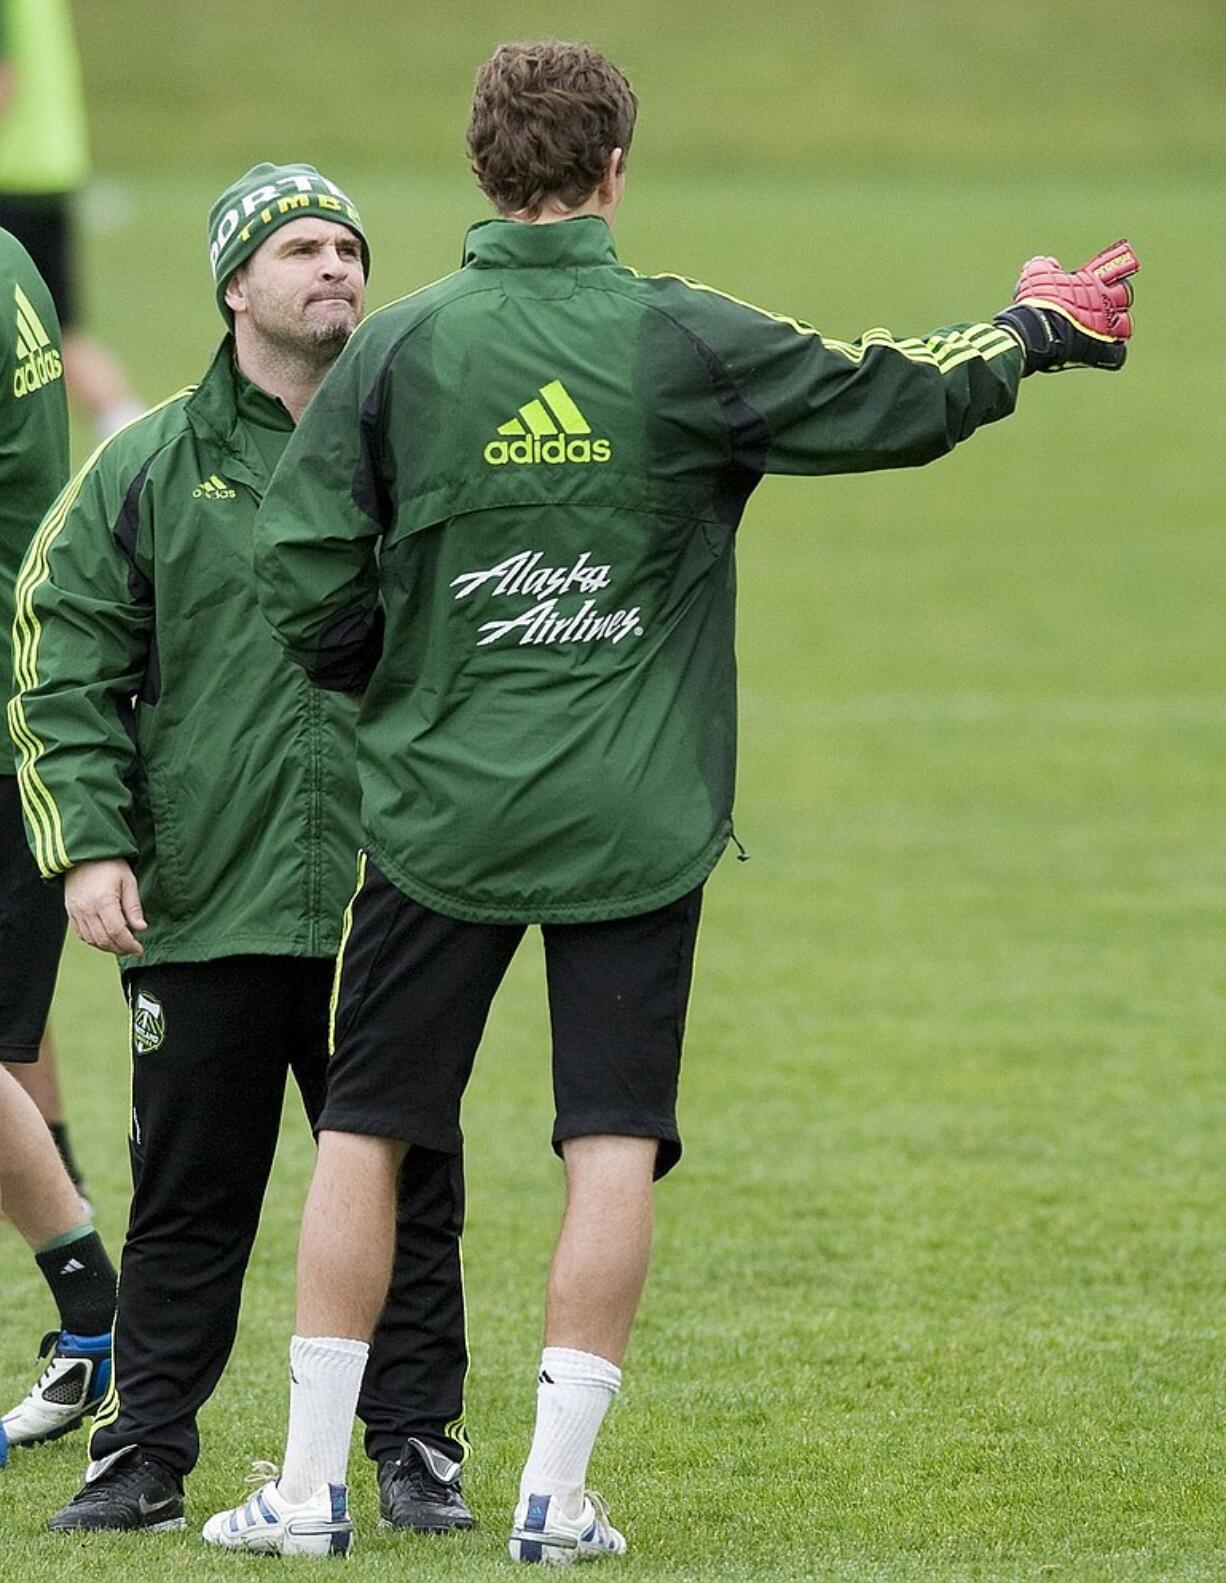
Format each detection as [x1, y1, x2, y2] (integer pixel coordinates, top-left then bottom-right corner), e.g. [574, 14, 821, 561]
[145, 763, 191, 922]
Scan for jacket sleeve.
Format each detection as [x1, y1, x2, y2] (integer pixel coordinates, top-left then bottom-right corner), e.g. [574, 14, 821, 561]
[255, 332, 387, 692]
[8, 451, 154, 877]
[658, 276, 1023, 476]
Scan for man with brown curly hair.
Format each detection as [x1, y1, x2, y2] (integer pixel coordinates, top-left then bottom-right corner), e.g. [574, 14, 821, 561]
[205, 40, 1135, 1563]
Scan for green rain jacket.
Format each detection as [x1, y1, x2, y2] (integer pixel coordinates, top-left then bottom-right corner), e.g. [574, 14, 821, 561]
[2, 226, 69, 777]
[9, 341, 362, 967]
[255, 217, 1023, 924]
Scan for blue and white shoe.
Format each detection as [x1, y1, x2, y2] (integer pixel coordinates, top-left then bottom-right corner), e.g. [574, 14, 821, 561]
[1, 1419, 9, 1468]
[509, 1490, 626, 1565]
[202, 1476, 353, 1557]
[2, 1329, 111, 1447]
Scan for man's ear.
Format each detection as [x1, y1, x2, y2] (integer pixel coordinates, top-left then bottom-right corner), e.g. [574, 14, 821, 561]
[224, 268, 247, 317]
[601, 147, 624, 198]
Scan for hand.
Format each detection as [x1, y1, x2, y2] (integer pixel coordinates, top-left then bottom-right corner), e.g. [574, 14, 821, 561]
[64, 859, 148, 957]
[994, 239, 1139, 373]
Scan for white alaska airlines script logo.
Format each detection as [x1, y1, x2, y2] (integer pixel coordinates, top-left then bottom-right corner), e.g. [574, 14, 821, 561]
[450, 551, 642, 648]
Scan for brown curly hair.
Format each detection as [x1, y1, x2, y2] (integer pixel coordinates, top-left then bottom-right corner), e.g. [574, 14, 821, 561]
[467, 42, 638, 218]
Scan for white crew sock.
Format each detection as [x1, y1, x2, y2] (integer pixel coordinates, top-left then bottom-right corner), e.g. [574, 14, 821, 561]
[518, 1347, 622, 1520]
[278, 1334, 369, 1504]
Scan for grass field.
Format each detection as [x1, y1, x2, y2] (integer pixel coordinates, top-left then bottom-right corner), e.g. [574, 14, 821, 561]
[2, 3, 1224, 1578]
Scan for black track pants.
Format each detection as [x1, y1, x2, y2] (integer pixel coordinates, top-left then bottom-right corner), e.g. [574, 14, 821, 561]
[89, 956, 468, 1478]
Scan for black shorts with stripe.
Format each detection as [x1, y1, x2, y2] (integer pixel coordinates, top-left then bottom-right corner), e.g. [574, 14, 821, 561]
[322, 854, 703, 1179]
[0, 774, 66, 1059]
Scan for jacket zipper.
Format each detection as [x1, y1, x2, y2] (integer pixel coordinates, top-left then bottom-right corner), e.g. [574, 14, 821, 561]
[305, 681, 324, 951]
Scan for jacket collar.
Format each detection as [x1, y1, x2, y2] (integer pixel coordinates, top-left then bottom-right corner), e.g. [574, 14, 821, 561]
[184, 339, 294, 492]
[462, 216, 619, 270]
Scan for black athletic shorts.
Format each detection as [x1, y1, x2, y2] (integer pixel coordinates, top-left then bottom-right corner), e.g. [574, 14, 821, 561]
[0, 193, 75, 327]
[0, 775, 66, 1060]
[322, 855, 703, 1179]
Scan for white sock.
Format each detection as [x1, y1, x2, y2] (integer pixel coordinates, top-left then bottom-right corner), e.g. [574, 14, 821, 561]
[278, 1334, 369, 1504]
[518, 1347, 622, 1520]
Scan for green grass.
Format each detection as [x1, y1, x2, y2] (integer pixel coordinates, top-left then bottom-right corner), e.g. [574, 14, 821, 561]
[3, 3, 1224, 1578]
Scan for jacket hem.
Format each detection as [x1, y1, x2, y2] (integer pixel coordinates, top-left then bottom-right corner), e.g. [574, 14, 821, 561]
[117, 931, 341, 972]
[362, 825, 730, 925]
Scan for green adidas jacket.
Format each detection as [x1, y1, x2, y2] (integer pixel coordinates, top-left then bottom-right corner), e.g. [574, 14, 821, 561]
[255, 216, 1022, 924]
[2, 226, 69, 776]
[9, 340, 362, 966]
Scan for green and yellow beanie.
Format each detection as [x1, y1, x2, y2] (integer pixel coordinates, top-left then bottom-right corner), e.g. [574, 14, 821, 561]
[207, 162, 370, 322]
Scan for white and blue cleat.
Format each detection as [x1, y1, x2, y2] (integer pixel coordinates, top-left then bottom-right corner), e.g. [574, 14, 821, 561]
[2, 1329, 112, 1447]
[202, 1477, 353, 1557]
[509, 1490, 626, 1565]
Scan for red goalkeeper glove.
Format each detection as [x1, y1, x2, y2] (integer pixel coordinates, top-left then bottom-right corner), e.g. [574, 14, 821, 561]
[994, 239, 1139, 373]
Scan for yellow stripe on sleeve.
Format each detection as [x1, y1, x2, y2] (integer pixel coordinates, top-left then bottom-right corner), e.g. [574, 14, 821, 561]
[9, 389, 193, 877]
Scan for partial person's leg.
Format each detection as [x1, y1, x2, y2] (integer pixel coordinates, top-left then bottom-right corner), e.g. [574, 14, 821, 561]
[0, 1067, 88, 1247]
[0, 1066, 116, 1447]
[8, 1030, 92, 1209]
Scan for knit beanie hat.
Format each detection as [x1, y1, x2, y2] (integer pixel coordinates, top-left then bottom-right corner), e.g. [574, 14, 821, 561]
[207, 162, 370, 322]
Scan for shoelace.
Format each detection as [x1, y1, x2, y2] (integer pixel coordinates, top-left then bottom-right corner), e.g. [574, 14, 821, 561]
[78, 1457, 162, 1503]
[585, 1490, 614, 1533]
[245, 1459, 281, 1486]
[30, 1330, 66, 1391]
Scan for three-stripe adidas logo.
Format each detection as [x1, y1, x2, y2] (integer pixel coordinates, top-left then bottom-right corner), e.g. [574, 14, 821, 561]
[12, 283, 63, 399]
[484, 379, 612, 467]
[192, 473, 237, 500]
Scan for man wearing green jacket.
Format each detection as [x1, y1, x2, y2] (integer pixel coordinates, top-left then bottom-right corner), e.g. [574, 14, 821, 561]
[10, 166, 473, 1535]
[1, 223, 118, 1461]
[203, 45, 1137, 1562]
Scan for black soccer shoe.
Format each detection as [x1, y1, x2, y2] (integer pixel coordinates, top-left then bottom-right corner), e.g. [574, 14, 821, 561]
[378, 1436, 474, 1533]
[48, 1444, 186, 1532]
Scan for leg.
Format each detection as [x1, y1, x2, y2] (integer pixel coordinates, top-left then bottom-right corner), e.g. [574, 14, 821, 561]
[87, 959, 294, 1481]
[360, 1148, 469, 1464]
[8, 1030, 91, 1206]
[363, 1148, 474, 1532]
[297, 1130, 407, 1340]
[8, 1029, 65, 1124]
[508, 890, 704, 1562]
[206, 863, 519, 1552]
[288, 957, 472, 1483]
[546, 1136, 656, 1364]
[0, 1066, 85, 1247]
[0, 1066, 117, 1447]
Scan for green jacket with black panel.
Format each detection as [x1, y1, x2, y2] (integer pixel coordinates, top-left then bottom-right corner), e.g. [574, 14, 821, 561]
[254, 217, 1023, 926]
[9, 340, 362, 967]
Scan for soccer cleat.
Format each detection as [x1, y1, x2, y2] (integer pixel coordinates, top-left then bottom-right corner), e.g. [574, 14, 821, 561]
[509, 1490, 626, 1565]
[3, 1328, 112, 1447]
[378, 1435, 475, 1533]
[202, 1477, 353, 1557]
[48, 1444, 186, 1532]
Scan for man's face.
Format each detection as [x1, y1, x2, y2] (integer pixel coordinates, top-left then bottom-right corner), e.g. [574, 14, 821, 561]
[225, 218, 366, 359]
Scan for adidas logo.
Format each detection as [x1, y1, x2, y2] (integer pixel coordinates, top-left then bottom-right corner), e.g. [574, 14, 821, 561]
[13, 282, 63, 398]
[59, 1258, 85, 1275]
[484, 379, 611, 467]
[192, 473, 237, 500]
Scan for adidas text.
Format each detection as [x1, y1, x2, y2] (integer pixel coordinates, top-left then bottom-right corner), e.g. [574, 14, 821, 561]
[484, 435, 611, 467]
[193, 475, 237, 500]
[13, 345, 64, 399]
